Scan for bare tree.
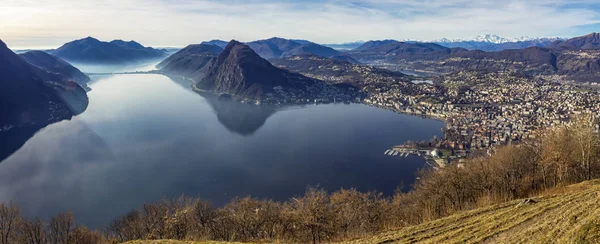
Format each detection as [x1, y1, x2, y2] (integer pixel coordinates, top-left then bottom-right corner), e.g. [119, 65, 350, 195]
[290, 187, 334, 244]
[0, 202, 20, 244]
[19, 218, 46, 244]
[48, 212, 74, 244]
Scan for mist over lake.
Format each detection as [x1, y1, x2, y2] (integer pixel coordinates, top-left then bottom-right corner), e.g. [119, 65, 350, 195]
[0, 71, 443, 228]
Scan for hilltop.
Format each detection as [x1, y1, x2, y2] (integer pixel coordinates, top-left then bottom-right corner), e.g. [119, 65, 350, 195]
[342, 180, 600, 244]
[51, 37, 166, 63]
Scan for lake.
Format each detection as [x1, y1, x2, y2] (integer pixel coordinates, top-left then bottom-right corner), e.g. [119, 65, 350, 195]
[0, 73, 444, 228]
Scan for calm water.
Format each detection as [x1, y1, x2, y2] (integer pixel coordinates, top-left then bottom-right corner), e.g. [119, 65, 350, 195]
[0, 74, 444, 228]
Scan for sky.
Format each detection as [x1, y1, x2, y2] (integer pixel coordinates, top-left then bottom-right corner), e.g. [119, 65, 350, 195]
[1, 0, 600, 49]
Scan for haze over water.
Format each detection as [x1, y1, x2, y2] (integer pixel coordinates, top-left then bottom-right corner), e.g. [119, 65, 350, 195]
[0, 72, 444, 228]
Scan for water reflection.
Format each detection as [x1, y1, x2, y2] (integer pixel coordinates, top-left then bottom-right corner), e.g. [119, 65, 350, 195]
[0, 73, 445, 229]
[0, 83, 90, 162]
[200, 93, 276, 136]
[163, 75, 277, 136]
[0, 125, 46, 162]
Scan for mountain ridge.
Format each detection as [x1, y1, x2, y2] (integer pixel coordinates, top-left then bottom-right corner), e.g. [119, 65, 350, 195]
[51, 36, 166, 64]
[0, 39, 88, 131]
[19, 51, 90, 85]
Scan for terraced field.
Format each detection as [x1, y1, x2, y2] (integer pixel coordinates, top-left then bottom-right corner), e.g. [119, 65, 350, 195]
[342, 180, 600, 244]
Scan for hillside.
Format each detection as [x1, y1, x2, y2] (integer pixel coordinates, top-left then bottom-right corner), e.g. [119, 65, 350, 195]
[19, 50, 90, 85]
[122, 241, 236, 244]
[271, 54, 410, 87]
[342, 180, 600, 244]
[116, 180, 600, 244]
[550, 33, 600, 50]
[246, 37, 303, 59]
[0, 39, 88, 129]
[157, 43, 223, 81]
[0, 39, 89, 161]
[52, 37, 166, 63]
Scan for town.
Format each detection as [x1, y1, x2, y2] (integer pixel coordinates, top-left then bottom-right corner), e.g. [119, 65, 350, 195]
[364, 71, 600, 164]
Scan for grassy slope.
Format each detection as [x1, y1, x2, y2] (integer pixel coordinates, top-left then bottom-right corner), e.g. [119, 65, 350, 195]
[122, 241, 242, 244]
[341, 180, 600, 244]
[122, 180, 600, 244]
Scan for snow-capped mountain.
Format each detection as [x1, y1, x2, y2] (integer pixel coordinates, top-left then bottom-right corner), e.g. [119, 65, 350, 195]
[474, 34, 518, 43]
[435, 34, 561, 44]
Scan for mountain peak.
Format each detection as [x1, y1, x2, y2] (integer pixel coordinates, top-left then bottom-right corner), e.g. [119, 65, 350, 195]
[473, 34, 508, 43]
[436, 34, 537, 44]
[80, 36, 101, 42]
[197, 40, 314, 100]
[223, 40, 244, 51]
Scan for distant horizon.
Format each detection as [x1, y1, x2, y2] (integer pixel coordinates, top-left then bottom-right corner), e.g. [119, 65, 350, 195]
[3, 32, 591, 50]
[2, 0, 600, 49]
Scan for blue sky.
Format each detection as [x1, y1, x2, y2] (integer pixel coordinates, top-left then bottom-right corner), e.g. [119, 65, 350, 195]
[1, 0, 599, 48]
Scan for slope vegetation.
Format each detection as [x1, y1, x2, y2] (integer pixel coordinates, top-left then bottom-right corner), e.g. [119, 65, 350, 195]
[342, 180, 600, 244]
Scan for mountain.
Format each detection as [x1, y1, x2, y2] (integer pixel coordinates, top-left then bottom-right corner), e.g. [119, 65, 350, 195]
[550, 33, 600, 50]
[0, 39, 88, 131]
[348, 34, 600, 80]
[350, 41, 466, 62]
[246, 37, 343, 60]
[436, 47, 559, 74]
[431, 34, 564, 51]
[271, 54, 410, 87]
[19, 51, 90, 85]
[281, 42, 340, 58]
[354, 42, 600, 80]
[246, 37, 304, 59]
[323, 41, 366, 50]
[353, 40, 399, 51]
[195, 40, 316, 100]
[157, 43, 223, 81]
[51, 37, 166, 63]
[355, 36, 563, 52]
[436, 38, 559, 52]
[435, 34, 536, 44]
[200, 40, 229, 49]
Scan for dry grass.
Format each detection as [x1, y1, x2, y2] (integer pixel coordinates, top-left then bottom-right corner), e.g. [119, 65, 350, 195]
[121, 240, 245, 244]
[339, 180, 600, 244]
[120, 181, 600, 244]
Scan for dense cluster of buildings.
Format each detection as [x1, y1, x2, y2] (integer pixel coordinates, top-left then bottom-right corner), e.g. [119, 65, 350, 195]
[364, 71, 600, 156]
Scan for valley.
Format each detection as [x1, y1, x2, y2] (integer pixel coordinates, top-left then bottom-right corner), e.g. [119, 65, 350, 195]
[2, 15, 600, 242]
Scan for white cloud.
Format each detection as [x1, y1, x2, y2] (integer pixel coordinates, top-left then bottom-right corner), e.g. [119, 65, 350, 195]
[0, 0, 599, 48]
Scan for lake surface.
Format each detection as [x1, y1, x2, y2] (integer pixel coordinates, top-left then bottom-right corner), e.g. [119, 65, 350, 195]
[0, 74, 444, 228]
